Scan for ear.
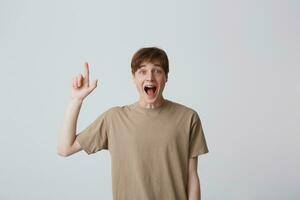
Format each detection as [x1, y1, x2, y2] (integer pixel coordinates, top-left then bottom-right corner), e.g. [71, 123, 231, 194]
[165, 74, 168, 83]
[132, 73, 136, 83]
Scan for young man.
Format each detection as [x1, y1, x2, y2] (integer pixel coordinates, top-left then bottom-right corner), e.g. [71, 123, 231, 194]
[57, 47, 209, 200]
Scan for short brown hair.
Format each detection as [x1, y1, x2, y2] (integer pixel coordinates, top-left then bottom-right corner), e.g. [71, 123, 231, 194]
[131, 47, 169, 76]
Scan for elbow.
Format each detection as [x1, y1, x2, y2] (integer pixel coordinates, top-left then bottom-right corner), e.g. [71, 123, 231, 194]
[57, 151, 69, 157]
[57, 147, 70, 157]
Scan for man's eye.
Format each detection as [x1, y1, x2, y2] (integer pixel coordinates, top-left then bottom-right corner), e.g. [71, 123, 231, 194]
[139, 70, 146, 74]
[155, 69, 162, 73]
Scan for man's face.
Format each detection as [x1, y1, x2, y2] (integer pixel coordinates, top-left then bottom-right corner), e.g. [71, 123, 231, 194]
[133, 61, 168, 105]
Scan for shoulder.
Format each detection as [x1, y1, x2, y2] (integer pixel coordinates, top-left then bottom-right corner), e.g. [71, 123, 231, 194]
[167, 100, 199, 117]
[102, 104, 133, 117]
[166, 100, 203, 126]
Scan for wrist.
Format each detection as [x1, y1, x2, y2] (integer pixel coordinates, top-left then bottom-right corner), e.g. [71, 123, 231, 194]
[70, 97, 84, 104]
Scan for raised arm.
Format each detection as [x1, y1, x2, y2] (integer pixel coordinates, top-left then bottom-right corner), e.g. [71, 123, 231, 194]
[57, 62, 98, 157]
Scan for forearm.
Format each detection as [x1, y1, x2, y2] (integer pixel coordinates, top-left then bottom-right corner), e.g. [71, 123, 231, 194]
[57, 98, 83, 153]
[188, 173, 201, 200]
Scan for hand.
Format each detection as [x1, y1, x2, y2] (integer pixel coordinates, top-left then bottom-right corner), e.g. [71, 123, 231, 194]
[71, 62, 98, 101]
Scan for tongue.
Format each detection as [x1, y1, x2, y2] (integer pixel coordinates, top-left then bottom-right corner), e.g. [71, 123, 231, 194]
[147, 88, 155, 97]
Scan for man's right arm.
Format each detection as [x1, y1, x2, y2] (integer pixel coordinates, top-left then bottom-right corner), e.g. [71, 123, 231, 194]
[57, 62, 98, 157]
[57, 98, 83, 157]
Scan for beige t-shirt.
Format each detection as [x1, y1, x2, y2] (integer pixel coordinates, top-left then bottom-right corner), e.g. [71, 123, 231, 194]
[76, 99, 209, 200]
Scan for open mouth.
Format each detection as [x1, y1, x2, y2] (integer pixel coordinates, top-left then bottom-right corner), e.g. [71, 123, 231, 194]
[144, 86, 157, 97]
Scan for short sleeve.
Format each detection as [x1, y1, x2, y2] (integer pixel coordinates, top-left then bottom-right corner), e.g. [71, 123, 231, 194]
[189, 112, 209, 158]
[76, 112, 109, 155]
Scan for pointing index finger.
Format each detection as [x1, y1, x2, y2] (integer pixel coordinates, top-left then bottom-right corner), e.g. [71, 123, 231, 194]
[84, 62, 90, 84]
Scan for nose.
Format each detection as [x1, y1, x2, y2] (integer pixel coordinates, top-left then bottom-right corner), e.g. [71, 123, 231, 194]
[146, 71, 154, 81]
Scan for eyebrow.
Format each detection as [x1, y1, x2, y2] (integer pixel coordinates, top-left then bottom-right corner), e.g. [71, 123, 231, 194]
[139, 63, 161, 67]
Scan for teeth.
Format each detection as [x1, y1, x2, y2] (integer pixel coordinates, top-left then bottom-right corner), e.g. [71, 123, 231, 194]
[145, 85, 156, 88]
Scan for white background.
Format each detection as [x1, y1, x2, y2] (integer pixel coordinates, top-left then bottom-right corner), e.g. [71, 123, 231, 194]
[0, 0, 299, 199]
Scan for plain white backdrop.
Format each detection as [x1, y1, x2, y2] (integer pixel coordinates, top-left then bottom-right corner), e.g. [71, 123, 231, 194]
[0, 0, 299, 199]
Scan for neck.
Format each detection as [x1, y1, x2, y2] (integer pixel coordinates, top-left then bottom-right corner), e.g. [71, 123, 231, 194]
[138, 97, 165, 109]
